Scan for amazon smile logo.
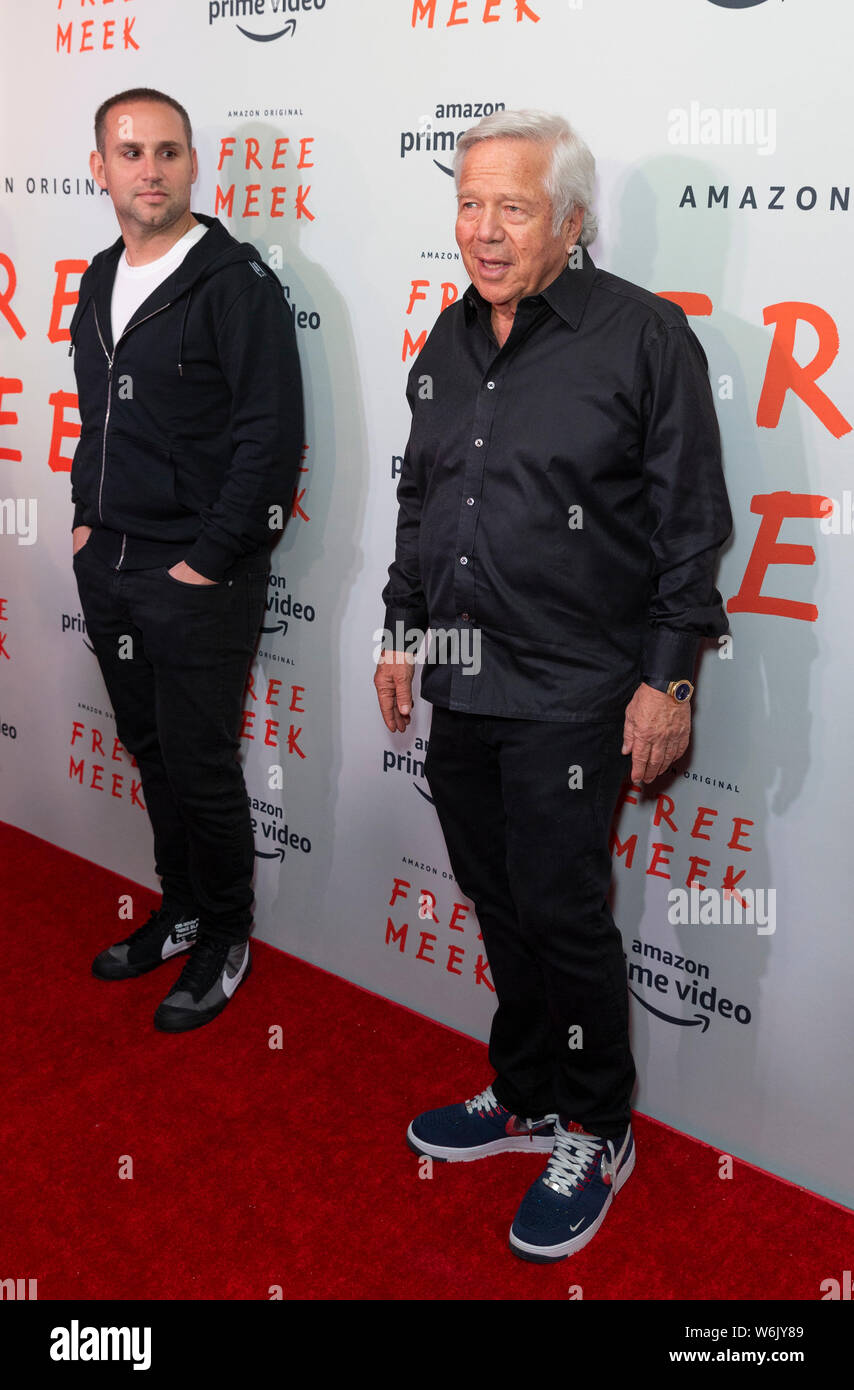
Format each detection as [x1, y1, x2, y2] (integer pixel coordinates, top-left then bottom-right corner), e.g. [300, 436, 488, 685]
[207, 0, 328, 42]
[629, 986, 711, 1033]
[251, 799, 312, 861]
[261, 576, 317, 638]
[381, 740, 434, 804]
[400, 101, 507, 178]
[627, 938, 753, 1030]
[239, 19, 296, 43]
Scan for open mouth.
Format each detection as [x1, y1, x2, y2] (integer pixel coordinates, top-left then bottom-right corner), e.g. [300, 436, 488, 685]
[476, 258, 511, 277]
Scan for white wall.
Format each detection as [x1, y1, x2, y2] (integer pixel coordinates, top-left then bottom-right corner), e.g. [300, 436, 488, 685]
[1, 0, 851, 1206]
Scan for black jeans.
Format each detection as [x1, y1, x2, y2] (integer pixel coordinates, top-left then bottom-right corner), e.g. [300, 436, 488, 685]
[73, 541, 268, 944]
[424, 706, 636, 1139]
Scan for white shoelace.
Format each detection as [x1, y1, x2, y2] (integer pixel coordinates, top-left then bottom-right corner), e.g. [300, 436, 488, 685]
[464, 1086, 555, 1132]
[544, 1128, 614, 1196]
[465, 1085, 502, 1115]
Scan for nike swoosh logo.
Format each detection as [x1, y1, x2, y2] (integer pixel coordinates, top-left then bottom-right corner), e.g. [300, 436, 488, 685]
[569, 1220, 585, 1232]
[222, 946, 249, 998]
[162, 937, 191, 959]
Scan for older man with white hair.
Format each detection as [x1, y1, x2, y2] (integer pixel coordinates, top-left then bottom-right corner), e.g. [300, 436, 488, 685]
[375, 110, 731, 1261]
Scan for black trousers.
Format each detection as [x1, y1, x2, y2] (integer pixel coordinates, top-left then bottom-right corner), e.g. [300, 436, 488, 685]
[424, 706, 636, 1139]
[73, 541, 268, 944]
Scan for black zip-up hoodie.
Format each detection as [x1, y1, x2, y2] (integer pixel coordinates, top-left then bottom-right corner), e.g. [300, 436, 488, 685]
[69, 213, 303, 581]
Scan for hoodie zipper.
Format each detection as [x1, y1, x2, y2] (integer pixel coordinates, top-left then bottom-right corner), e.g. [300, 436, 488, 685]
[93, 298, 174, 571]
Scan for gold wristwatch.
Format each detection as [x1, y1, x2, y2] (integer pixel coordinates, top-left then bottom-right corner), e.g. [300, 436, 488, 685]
[643, 676, 695, 704]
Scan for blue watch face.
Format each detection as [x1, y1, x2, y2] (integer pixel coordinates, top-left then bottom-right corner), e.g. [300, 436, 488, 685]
[673, 682, 691, 702]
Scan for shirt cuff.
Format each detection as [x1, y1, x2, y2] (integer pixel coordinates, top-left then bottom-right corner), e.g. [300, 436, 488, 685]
[382, 607, 430, 647]
[641, 626, 701, 681]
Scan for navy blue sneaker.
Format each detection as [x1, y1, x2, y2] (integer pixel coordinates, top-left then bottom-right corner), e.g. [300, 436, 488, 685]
[509, 1119, 635, 1261]
[407, 1084, 557, 1162]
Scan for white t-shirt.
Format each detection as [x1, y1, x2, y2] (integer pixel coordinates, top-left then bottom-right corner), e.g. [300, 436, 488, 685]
[111, 221, 208, 344]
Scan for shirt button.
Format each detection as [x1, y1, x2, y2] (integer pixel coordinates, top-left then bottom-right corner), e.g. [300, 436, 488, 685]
[466, 497, 475, 506]
[460, 556, 468, 565]
[474, 438, 483, 447]
[486, 381, 495, 390]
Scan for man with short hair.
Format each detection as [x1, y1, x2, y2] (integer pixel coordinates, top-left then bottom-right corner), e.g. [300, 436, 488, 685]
[375, 110, 731, 1260]
[71, 88, 303, 1031]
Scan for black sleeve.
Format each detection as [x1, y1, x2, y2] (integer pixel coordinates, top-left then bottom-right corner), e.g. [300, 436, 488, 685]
[183, 273, 304, 581]
[639, 321, 733, 678]
[381, 373, 430, 642]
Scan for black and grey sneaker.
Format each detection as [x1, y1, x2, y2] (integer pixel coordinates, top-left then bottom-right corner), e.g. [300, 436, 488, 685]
[91, 906, 199, 980]
[153, 938, 251, 1033]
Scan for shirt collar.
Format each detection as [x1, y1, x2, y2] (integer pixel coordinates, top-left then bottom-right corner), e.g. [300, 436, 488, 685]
[463, 245, 596, 331]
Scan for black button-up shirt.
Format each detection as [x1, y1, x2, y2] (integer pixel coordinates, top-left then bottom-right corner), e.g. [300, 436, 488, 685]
[382, 249, 732, 721]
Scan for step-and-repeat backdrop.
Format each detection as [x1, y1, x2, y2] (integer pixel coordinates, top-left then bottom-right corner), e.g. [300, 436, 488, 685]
[1, 1, 852, 1208]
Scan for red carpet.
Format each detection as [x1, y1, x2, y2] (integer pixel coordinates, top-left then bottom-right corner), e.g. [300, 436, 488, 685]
[2, 820, 852, 1301]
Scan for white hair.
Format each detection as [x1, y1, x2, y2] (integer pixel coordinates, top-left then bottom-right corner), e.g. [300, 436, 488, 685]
[453, 108, 598, 247]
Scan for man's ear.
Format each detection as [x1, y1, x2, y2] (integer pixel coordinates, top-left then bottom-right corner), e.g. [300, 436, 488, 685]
[89, 149, 107, 190]
[564, 204, 584, 252]
[191, 146, 198, 185]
